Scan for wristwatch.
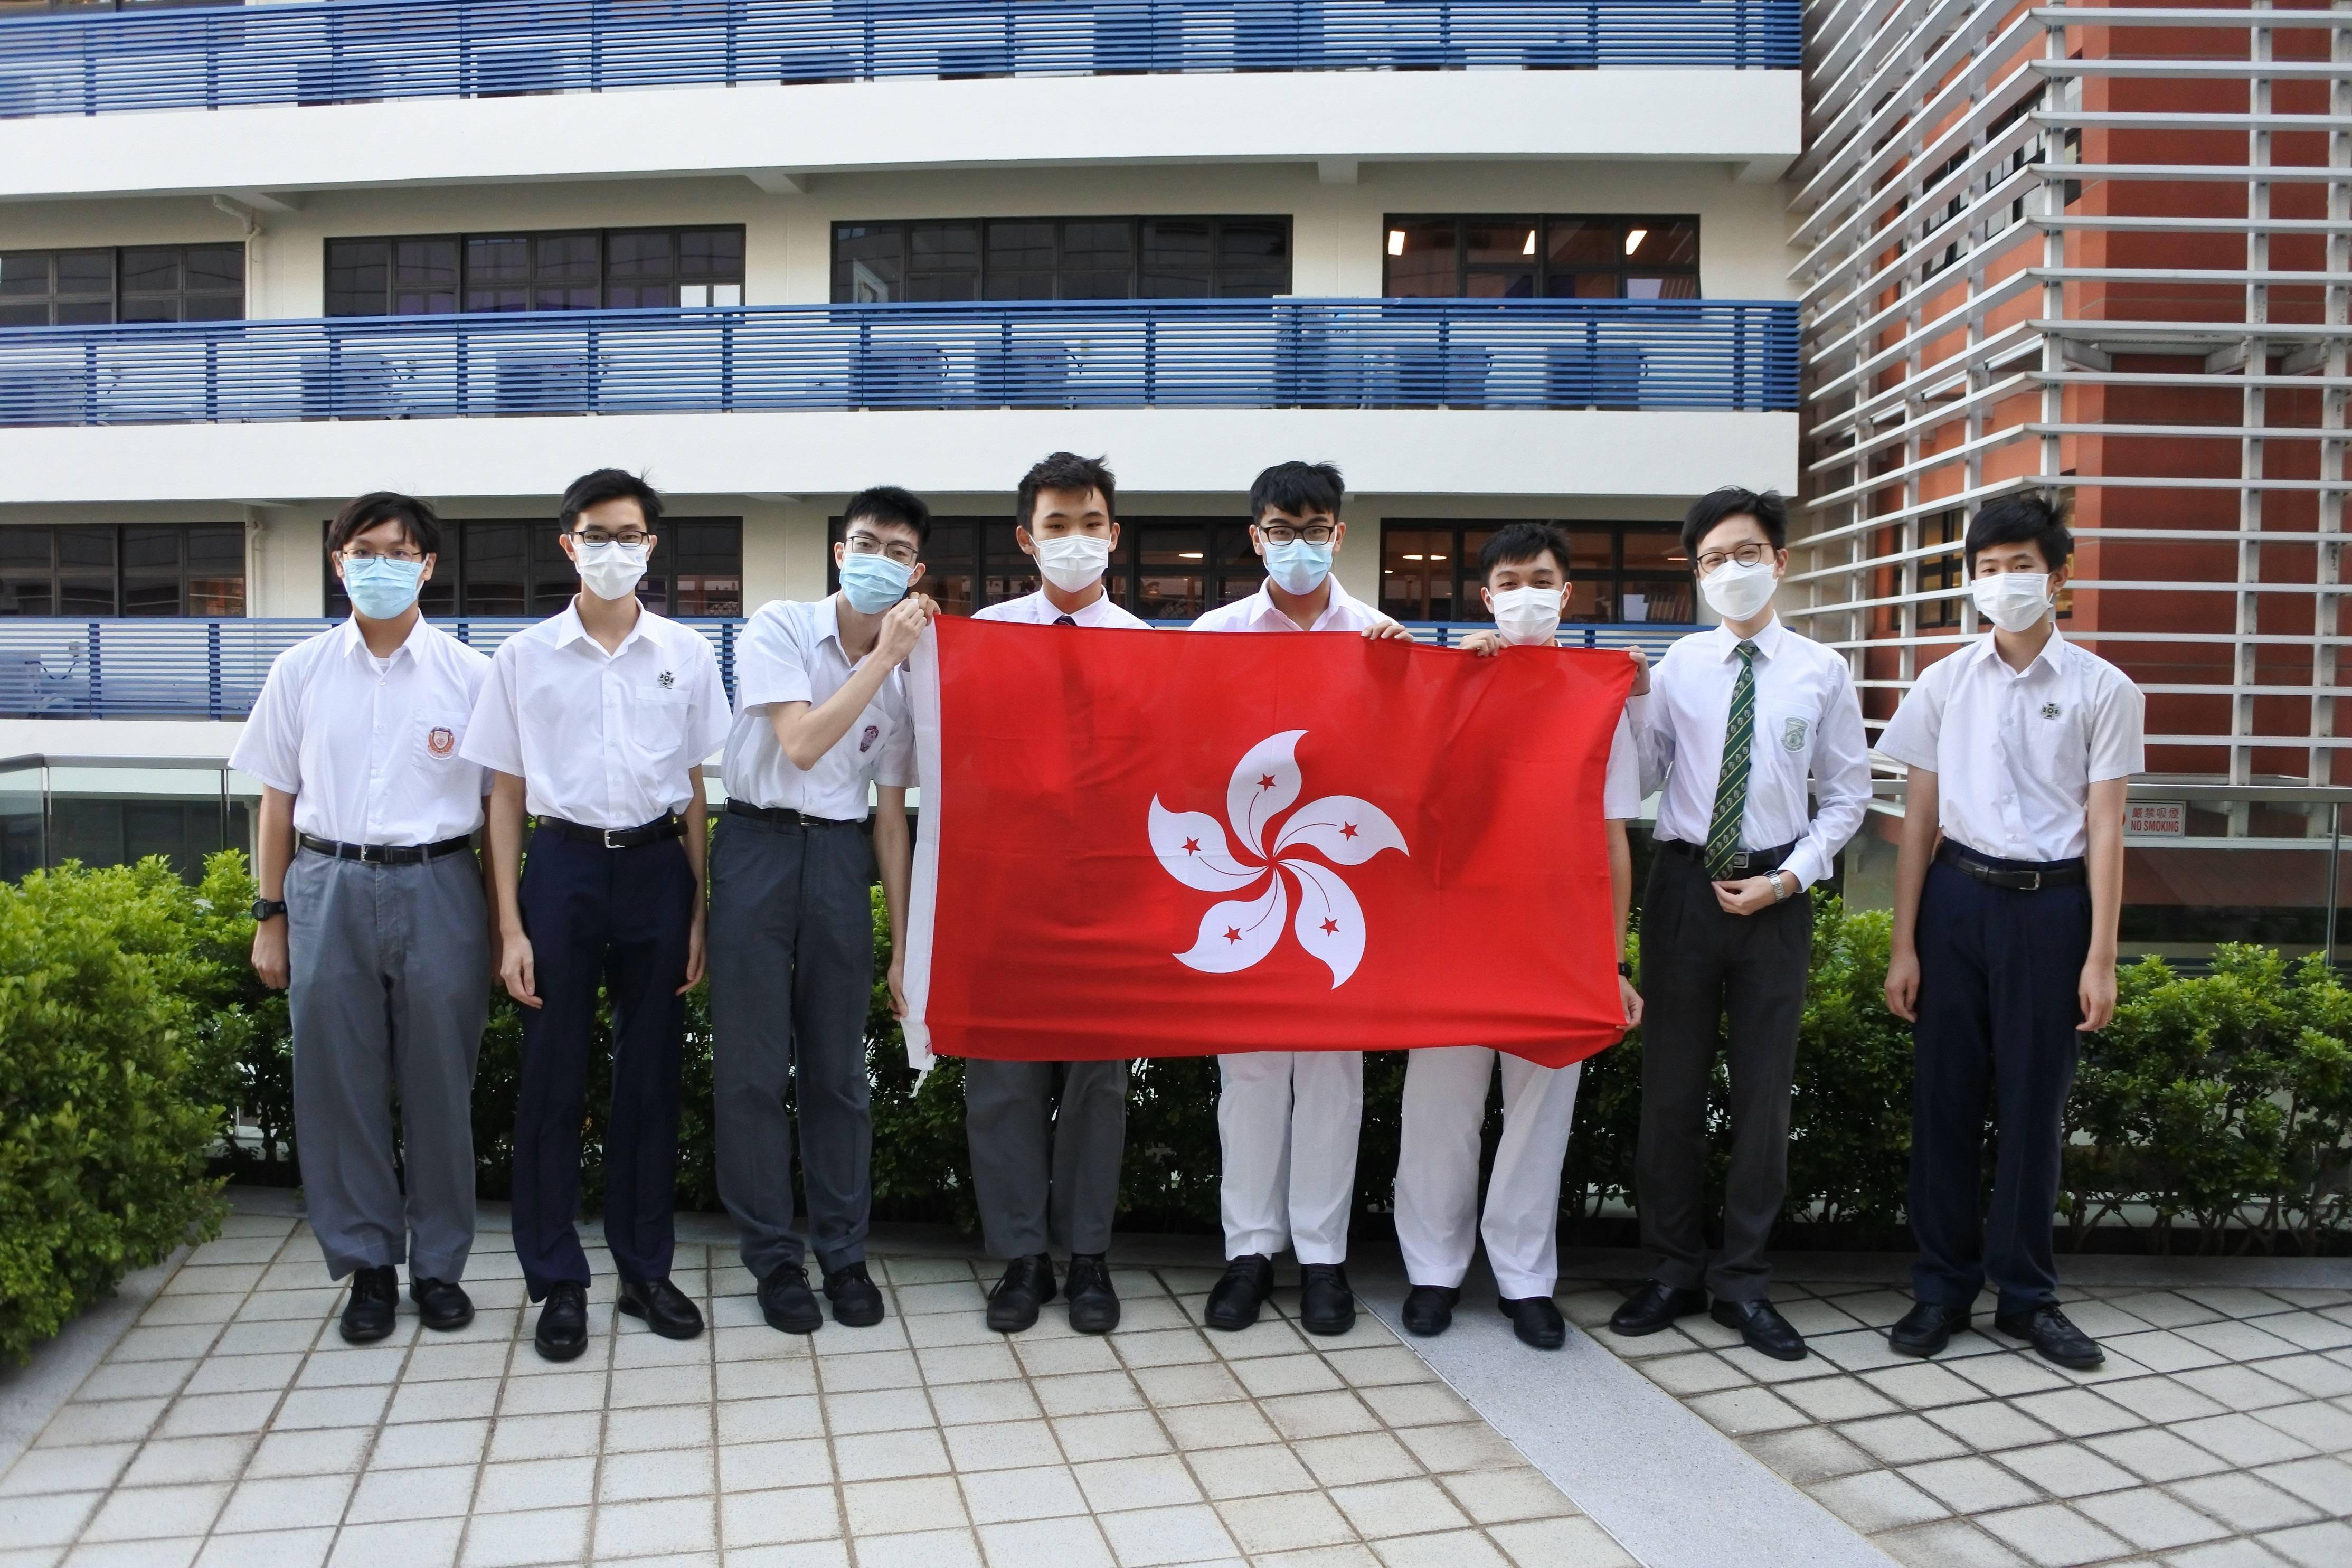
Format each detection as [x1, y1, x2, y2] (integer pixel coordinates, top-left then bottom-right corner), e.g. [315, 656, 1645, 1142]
[1771, 872, 1794, 902]
[1617, 960, 1633, 978]
[250, 898, 287, 922]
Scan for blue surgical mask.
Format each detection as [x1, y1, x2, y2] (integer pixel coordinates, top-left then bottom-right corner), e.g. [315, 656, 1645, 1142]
[343, 556, 425, 620]
[1264, 539, 1333, 596]
[839, 552, 913, 614]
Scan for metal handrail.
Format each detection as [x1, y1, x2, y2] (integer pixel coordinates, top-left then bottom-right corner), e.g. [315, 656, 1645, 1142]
[0, 298, 1801, 425]
[0, 1, 1802, 120]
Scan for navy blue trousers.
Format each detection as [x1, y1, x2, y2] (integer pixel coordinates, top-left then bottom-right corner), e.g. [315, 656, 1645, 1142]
[1909, 846, 2091, 1316]
[512, 826, 695, 1298]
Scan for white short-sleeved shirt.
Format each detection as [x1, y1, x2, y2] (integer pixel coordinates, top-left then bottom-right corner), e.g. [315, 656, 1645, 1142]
[461, 601, 730, 829]
[1602, 713, 1640, 822]
[721, 595, 917, 821]
[974, 588, 1151, 629]
[230, 616, 491, 846]
[1629, 616, 1872, 889]
[1876, 629, 2146, 862]
[1189, 578, 1381, 634]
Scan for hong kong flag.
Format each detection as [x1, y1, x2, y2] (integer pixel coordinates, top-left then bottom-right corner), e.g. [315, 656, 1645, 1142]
[899, 615, 1637, 1070]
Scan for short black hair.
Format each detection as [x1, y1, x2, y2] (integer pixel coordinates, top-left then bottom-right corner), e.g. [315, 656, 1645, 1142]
[327, 492, 440, 557]
[1679, 486, 1788, 558]
[559, 468, 664, 532]
[1479, 522, 1574, 581]
[843, 485, 932, 546]
[1966, 491, 2072, 572]
[1017, 452, 1116, 527]
[1250, 460, 1345, 524]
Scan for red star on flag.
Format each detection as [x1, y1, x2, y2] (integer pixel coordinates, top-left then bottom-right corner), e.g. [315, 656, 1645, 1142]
[1183, 838, 1201, 854]
[1223, 926, 1242, 943]
[1258, 773, 1277, 789]
[1320, 918, 1340, 934]
[1339, 823, 1359, 839]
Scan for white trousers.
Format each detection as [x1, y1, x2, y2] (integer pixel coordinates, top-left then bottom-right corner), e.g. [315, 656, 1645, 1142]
[1394, 1046, 1584, 1300]
[1217, 1050, 1364, 1264]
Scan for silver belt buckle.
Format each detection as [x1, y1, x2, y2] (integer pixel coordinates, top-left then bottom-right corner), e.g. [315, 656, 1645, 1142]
[1730, 851, 1751, 872]
[602, 827, 625, 849]
[358, 843, 389, 865]
[2020, 870, 2042, 891]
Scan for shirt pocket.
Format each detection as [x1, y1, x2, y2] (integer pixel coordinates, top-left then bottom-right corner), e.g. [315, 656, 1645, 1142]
[2017, 686, 2092, 795]
[622, 684, 693, 768]
[415, 710, 469, 767]
[1757, 704, 1818, 777]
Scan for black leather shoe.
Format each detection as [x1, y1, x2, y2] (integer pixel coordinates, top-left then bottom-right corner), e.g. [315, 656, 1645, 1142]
[339, 1264, 399, 1344]
[408, 1276, 473, 1333]
[1608, 1280, 1708, 1337]
[1065, 1253, 1120, 1335]
[1503, 1296, 1567, 1350]
[759, 1265, 823, 1335]
[1890, 1299, 1970, 1358]
[1712, 1297, 1807, 1362]
[617, 1277, 705, 1341]
[1204, 1253, 1274, 1331]
[823, 1262, 886, 1328]
[1401, 1285, 1460, 1337]
[1994, 1303, 2103, 1369]
[1299, 1263, 1355, 1336]
[534, 1280, 589, 1362]
[987, 1254, 1057, 1334]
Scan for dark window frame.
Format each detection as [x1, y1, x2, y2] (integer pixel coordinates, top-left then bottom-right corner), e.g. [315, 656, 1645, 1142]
[321, 516, 742, 618]
[1378, 519, 1696, 625]
[0, 244, 245, 328]
[324, 226, 747, 318]
[830, 216, 1293, 303]
[828, 514, 1262, 621]
[0, 523, 246, 617]
[1381, 214, 1702, 300]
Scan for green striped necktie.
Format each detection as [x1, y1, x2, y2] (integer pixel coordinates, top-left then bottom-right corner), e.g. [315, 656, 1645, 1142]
[1705, 640, 1760, 880]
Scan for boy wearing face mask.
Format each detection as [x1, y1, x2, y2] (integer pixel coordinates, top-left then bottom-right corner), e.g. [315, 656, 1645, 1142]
[710, 486, 935, 1337]
[464, 469, 732, 1363]
[1393, 523, 1646, 1349]
[1189, 460, 1416, 1337]
[1610, 487, 1869, 1362]
[961, 452, 1147, 1335]
[1879, 494, 2142, 1371]
[232, 493, 494, 1344]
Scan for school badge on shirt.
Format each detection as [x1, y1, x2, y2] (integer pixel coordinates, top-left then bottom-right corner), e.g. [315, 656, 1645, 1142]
[2042, 702, 2061, 720]
[859, 724, 880, 754]
[658, 670, 676, 689]
[427, 726, 456, 758]
[1781, 717, 1809, 752]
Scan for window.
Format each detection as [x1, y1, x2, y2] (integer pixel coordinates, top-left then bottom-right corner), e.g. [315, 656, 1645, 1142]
[832, 218, 1291, 303]
[323, 518, 741, 617]
[0, 1, 233, 13]
[0, 524, 245, 616]
[1379, 521, 1693, 624]
[1383, 216, 1701, 300]
[324, 229, 744, 317]
[1918, 511, 1963, 628]
[0, 245, 243, 328]
[829, 516, 1260, 620]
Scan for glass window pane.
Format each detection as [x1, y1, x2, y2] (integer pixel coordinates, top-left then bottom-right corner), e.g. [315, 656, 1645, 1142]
[0, 253, 48, 296]
[0, 304, 45, 328]
[531, 526, 576, 614]
[1140, 219, 1211, 298]
[1057, 220, 1133, 299]
[1644, 219, 1699, 267]
[56, 301, 112, 326]
[1137, 521, 1208, 621]
[327, 240, 389, 316]
[56, 250, 112, 294]
[985, 221, 1057, 299]
[184, 525, 245, 617]
[0, 527, 53, 616]
[1383, 219, 1457, 297]
[119, 296, 181, 323]
[1466, 271, 1534, 299]
[55, 526, 116, 616]
[119, 248, 180, 294]
[678, 229, 743, 281]
[834, 224, 903, 303]
[468, 237, 530, 284]
[1216, 219, 1289, 295]
[918, 519, 977, 617]
[458, 521, 527, 615]
[1629, 273, 1699, 300]
[1547, 218, 1621, 268]
[121, 525, 185, 616]
[1620, 526, 1683, 572]
[1465, 220, 1537, 267]
[608, 231, 673, 280]
[185, 245, 243, 294]
[1620, 575, 1693, 624]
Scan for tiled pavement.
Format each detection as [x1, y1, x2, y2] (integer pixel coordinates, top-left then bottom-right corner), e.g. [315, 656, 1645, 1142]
[0, 1203, 1633, 1568]
[1563, 1271, 2352, 1567]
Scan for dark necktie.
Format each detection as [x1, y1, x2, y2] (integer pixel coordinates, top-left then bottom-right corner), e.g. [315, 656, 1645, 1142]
[1705, 640, 1760, 879]
[1054, 614, 1076, 626]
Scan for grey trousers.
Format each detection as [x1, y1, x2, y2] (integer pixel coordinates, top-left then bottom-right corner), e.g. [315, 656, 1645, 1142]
[709, 810, 876, 1281]
[1634, 845, 1812, 1301]
[965, 1058, 1128, 1260]
[284, 846, 491, 1283]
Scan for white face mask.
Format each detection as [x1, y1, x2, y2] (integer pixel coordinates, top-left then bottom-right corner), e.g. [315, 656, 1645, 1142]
[573, 540, 649, 602]
[1033, 533, 1112, 594]
[1489, 585, 1563, 647]
[1972, 571, 2052, 633]
[1698, 556, 1778, 622]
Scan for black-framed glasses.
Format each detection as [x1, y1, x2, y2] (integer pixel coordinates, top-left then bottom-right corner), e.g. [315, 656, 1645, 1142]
[846, 534, 920, 566]
[575, 530, 649, 548]
[1695, 542, 1772, 574]
[1258, 523, 1337, 545]
[339, 546, 426, 563]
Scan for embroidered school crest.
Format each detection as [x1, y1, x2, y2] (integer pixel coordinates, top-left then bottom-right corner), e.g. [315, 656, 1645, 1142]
[2041, 702, 2062, 720]
[859, 724, 880, 754]
[1781, 717, 1808, 752]
[427, 726, 456, 757]
[658, 670, 676, 689]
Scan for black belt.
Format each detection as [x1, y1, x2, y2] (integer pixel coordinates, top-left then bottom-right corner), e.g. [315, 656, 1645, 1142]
[538, 814, 684, 849]
[1938, 840, 2085, 891]
[298, 833, 474, 866]
[1658, 837, 1798, 876]
[726, 800, 859, 829]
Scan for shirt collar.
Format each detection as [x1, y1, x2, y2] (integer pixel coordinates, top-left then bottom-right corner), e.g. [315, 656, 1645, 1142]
[337, 613, 429, 665]
[1711, 614, 1785, 663]
[1969, 624, 2067, 677]
[1251, 577, 1358, 631]
[551, 597, 648, 657]
[817, 593, 849, 653]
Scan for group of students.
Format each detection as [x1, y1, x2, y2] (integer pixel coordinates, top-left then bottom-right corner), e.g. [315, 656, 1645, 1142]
[233, 452, 2143, 1377]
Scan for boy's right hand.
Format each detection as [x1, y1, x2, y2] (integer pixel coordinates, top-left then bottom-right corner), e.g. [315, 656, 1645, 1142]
[250, 919, 289, 990]
[1458, 630, 1505, 658]
[1626, 645, 1651, 695]
[1883, 947, 1920, 1021]
[874, 597, 932, 667]
[502, 928, 542, 1008]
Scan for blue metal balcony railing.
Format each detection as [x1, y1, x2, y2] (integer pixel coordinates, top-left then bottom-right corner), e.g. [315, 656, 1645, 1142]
[0, 1, 1801, 118]
[0, 617, 1694, 720]
[0, 298, 1799, 425]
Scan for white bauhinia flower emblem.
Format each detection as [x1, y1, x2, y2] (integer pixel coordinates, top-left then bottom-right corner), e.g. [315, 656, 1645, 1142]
[1147, 729, 1409, 988]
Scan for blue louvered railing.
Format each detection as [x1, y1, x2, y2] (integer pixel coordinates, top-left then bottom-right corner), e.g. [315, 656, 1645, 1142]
[0, 298, 1799, 424]
[0, 617, 1694, 719]
[0, 1, 1799, 118]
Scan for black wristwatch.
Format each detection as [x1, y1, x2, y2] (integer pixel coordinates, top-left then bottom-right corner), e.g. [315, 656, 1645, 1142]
[1617, 960, 1633, 978]
[250, 898, 287, 922]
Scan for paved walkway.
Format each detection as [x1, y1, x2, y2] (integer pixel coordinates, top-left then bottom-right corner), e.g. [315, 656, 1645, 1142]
[2, 1192, 2347, 1567]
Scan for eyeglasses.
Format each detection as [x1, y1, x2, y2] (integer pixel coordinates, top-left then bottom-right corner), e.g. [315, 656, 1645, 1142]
[1258, 524, 1337, 545]
[341, 547, 424, 564]
[846, 534, 920, 566]
[575, 530, 649, 548]
[1695, 542, 1772, 574]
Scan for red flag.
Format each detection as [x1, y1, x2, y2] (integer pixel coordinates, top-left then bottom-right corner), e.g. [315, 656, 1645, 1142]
[901, 616, 1636, 1069]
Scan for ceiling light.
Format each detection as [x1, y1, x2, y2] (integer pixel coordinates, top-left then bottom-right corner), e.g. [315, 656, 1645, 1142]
[1522, 231, 1536, 257]
[1387, 230, 1406, 257]
[1178, 551, 1203, 560]
[1431, 554, 1447, 561]
[1403, 554, 1424, 561]
[1625, 228, 1649, 256]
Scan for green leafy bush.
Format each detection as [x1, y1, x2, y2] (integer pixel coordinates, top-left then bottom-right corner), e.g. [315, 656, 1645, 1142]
[0, 860, 226, 1364]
